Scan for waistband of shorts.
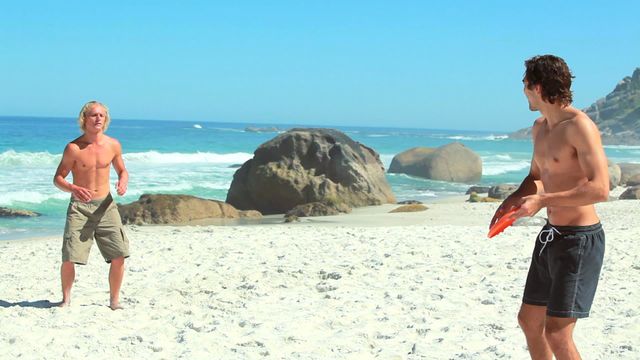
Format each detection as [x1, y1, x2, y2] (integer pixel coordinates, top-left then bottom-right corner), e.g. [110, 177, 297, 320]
[546, 221, 602, 234]
[70, 193, 112, 205]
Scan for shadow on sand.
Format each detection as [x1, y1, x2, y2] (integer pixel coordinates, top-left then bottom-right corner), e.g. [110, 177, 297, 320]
[0, 299, 57, 309]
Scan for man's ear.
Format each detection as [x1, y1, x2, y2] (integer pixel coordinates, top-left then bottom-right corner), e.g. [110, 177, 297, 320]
[534, 84, 542, 95]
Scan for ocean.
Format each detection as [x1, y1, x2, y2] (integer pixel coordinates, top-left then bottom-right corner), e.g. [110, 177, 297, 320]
[1, 116, 639, 240]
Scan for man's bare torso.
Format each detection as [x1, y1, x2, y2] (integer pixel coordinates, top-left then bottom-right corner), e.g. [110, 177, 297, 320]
[532, 116, 600, 226]
[69, 136, 117, 199]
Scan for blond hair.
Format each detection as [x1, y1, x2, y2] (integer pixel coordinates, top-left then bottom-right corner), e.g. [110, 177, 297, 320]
[78, 101, 111, 132]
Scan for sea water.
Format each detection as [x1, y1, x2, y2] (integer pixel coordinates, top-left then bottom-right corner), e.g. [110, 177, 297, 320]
[1, 116, 638, 240]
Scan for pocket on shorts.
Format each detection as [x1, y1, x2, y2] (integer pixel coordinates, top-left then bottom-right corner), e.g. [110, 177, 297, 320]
[554, 234, 586, 274]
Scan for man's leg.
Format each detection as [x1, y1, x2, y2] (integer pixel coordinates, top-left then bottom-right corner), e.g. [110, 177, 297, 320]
[59, 261, 75, 307]
[545, 316, 579, 360]
[108, 256, 125, 310]
[518, 303, 552, 360]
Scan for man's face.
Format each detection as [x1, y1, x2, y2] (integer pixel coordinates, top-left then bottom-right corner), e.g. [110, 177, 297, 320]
[84, 105, 106, 133]
[523, 80, 540, 111]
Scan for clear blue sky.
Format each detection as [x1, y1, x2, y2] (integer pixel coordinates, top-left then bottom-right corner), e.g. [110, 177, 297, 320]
[1, 0, 638, 131]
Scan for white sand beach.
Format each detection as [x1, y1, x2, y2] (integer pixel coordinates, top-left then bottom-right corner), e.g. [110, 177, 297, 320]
[1, 197, 639, 359]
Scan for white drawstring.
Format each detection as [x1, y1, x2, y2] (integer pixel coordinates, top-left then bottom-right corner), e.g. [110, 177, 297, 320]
[538, 226, 561, 256]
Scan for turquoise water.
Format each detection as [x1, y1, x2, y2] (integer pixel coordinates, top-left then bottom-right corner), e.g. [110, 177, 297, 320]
[1, 116, 639, 240]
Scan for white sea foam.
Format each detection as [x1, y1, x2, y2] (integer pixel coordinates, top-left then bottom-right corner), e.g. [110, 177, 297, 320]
[124, 151, 252, 164]
[604, 145, 640, 150]
[446, 134, 509, 141]
[0, 150, 60, 166]
[482, 161, 530, 176]
[193, 124, 202, 129]
[0, 191, 68, 206]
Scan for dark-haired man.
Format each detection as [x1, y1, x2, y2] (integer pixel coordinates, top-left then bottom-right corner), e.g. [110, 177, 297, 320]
[491, 55, 609, 359]
[53, 101, 130, 310]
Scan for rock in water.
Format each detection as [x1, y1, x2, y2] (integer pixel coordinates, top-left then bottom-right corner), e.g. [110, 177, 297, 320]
[388, 143, 482, 183]
[226, 128, 396, 214]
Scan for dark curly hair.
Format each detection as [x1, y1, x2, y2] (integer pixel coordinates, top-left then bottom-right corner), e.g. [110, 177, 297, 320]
[524, 55, 574, 106]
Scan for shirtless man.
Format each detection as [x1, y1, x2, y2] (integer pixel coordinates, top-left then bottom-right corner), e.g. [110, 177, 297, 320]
[491, 55, 609, 359]
[53, 101, 130, 310]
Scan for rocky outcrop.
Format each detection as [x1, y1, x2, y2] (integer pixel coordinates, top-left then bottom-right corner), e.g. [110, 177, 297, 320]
[466, 186, 491, 194]
[619, 163, 640, 185]
[397, 200, 423, 205]
[226, 128, 396, 214]
[626, 174, 640, 186]
[284, 201, 352, 220]
[510, 68, 640, 145]
[388, 143, 482, 183]
[619, 186, 640, 200]
[608, 160, 621, 189]
[389, 204, 428, 212]
[118, 194, 262, 225]
[467, 192, 501, 203]
[0, 207, 40, 217]
[245, 126, 281, 133]
[585, 68, 640, 145]
[489, 184, 517, 199]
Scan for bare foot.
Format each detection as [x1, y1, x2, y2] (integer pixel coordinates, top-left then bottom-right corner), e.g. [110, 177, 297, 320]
[109, 301, 124, 310]
[57, 301, 70, 308]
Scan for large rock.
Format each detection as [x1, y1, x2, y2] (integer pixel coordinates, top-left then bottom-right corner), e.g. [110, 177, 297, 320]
[285, 201, 352, 220]
[226, 128, 396, 214]
[619, 163, 640, 185]
[388, 143, 482, 183]
[118, 194, 261, 225]
[489, 184, 518, 199]
[619, 186, 640, 200]
[626, 174, 640, 186]
[0, 207, 40, 217]
[608, 160, 621, 189]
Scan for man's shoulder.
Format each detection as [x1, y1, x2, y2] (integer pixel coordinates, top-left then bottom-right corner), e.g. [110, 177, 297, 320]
[567, 110, 598, 132]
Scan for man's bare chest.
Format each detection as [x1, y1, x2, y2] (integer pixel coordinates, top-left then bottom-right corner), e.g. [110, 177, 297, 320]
[74, 146, 114, 171]
[533, 130, 578, 170]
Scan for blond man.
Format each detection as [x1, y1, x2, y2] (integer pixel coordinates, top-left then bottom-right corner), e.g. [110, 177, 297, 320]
[53, 101, 130, 310]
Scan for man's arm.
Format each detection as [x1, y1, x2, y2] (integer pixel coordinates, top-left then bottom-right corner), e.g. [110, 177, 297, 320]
[490, 119, 543, 228]
[515, 117, 609, 218]
[53, 144, 93, 202]
[112, 139, 128, 196]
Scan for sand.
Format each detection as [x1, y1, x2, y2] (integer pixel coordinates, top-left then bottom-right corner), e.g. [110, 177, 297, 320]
[1, 196, 638, 359]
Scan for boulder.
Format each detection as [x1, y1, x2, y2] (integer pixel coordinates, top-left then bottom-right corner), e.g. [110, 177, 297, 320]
[0, 207, 40, 217]
[488, 184, 517, 199]
[626, 174, 640, 186]
[388, 143, 482, 183]
[397, 200, 423, 205]
[389, 204, 428, 212]
[467, 192, 501, 203]
[619, 186, 640, 200]
[619, 163, 640, 185]
[608, 160, 621, 189]
[466, 186, 491, 194]
[226, 128, 396, 214]
[285, 201, 352, 220]
[118, 194, 260, 225]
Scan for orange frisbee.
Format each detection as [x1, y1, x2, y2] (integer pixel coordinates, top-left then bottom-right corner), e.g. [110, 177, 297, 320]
[488, 208, 519, 238]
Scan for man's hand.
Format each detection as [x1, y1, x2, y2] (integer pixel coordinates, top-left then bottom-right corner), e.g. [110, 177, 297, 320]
[490, 198, 520, 229]
[116, 179, 127, 196]
[513, 194, 544, 218]
[71, 184, 93, 202]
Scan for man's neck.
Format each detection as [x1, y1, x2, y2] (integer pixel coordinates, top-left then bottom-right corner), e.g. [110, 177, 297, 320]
[539, 103, 576, 128]
[82, 131, 105, 144]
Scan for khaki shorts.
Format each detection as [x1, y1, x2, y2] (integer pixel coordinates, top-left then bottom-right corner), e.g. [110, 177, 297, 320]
[62, 194, 130, 264]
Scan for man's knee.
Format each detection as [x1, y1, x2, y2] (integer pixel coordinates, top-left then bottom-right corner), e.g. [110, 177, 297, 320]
[518, 304, 546, 334]
[544, 317, 576, 348]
